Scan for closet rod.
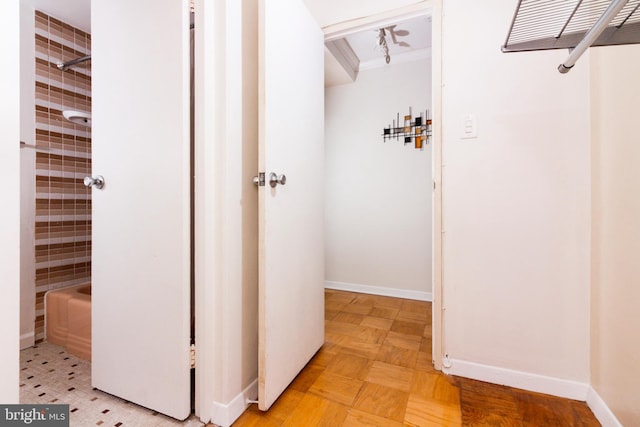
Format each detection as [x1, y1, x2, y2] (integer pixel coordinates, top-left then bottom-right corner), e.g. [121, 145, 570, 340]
[558, 0, 630, 73]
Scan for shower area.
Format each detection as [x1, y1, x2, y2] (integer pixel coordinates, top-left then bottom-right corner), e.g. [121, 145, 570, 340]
[20, 9, 93, 352]
[21, 6, 197, 353]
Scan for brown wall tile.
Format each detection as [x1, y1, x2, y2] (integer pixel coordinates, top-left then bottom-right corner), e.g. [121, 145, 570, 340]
[32, 11, 92, 340]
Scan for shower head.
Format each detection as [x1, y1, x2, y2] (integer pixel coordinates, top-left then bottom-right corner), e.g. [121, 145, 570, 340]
[63, 110, 92, 127]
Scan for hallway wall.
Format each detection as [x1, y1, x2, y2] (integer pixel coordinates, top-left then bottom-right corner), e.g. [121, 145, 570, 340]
[590, 44, 640, 426]
[325, 58, 432, 299]
[440, 0, 590, 386]
[0, 0, 21, 404]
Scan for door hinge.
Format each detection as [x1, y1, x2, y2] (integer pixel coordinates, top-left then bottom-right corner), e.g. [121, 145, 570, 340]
[252, 172, 266, 187]
[190, 344, 196, 369]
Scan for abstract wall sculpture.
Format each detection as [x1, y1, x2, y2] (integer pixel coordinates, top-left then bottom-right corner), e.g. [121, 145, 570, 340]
[382, 108, 432, 150]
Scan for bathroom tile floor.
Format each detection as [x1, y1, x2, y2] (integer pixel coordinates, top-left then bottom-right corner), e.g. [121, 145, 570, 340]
[19, 342, 204, 427]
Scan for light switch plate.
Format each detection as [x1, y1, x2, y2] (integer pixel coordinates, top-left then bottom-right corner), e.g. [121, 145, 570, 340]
[461, 114, 477, 139]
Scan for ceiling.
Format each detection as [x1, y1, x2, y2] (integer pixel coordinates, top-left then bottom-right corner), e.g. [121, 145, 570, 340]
[325, 14, 432, 86]
[345, 15, 431, 68]
[22, 0, 91, 32]
[20, 0, 431, 87]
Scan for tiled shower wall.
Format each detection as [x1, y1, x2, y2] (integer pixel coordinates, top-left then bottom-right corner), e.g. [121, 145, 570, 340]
[33, 11, 92, 343]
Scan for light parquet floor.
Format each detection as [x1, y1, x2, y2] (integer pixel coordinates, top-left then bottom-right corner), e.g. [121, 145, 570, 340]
[232, 289, 600, 426]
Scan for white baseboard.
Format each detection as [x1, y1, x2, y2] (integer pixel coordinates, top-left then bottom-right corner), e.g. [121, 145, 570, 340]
[20, 332, 34, 350]
[443, 358, 589, 401]
[325, 280, 432, 302]
[210, 379, 258, 427]
[587, 387, 623, 427]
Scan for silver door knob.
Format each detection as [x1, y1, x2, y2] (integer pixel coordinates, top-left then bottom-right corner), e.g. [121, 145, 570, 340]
[269, 172, 286, 188]
[84, 175, 105, 189]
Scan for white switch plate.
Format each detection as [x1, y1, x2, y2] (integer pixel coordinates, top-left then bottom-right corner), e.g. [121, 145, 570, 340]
[461, 114, 477, 139]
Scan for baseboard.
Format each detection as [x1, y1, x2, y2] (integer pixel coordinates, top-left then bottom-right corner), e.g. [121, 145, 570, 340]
[20, 332, 34, 350]
[210, 379, 258, 427]
[586, 387, 623, 427]
[325, 280, 432, 302]
[443, 358, 589, 401]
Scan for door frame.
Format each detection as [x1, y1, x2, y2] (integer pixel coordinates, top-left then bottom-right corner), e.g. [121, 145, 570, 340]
[0, 0, 21, 404]
[323, 0, 444, 371]
[193, 0, 219, 421]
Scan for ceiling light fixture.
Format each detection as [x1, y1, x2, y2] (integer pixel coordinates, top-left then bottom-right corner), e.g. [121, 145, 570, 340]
[386, 25, 411, 48]
[377, 28, 391, 64]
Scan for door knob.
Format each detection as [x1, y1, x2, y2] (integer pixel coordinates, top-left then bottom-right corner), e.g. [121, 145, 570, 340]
[269, 172, 286, 188]
[84, 175, 105, 189]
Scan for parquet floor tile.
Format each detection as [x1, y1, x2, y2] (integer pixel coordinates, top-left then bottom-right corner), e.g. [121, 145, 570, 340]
[233, 290, 600, 426]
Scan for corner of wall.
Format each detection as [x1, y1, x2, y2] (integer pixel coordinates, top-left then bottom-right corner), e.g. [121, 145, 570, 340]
[587, 387, 624, 427]
[210, 379, 258, 427]
[586, 44, 640, 427]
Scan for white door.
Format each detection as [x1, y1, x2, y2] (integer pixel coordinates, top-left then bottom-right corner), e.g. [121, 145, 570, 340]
[258, 0, 326, 411]
[90, 0, 191, 420]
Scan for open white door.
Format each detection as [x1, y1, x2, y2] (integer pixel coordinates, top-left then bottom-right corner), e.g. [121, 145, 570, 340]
[258, 0, 325, 411]
[90, 0, 191, 420]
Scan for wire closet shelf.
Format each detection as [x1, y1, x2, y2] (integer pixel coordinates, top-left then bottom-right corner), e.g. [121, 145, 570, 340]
[502, 0, 640, 54]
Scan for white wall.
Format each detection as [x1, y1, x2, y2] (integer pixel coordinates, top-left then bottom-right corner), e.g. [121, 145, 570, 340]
[590, 45, 640, 426]
[441, 0, 591, 387]
[0, 0, 21, 404]
[325, 58, 432, 300]
[195, 0, 259, 424]
[20, 2, 36, 350]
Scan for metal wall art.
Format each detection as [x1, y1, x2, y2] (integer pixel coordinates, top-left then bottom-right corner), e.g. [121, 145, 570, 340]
[382, 108, 432, 150]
